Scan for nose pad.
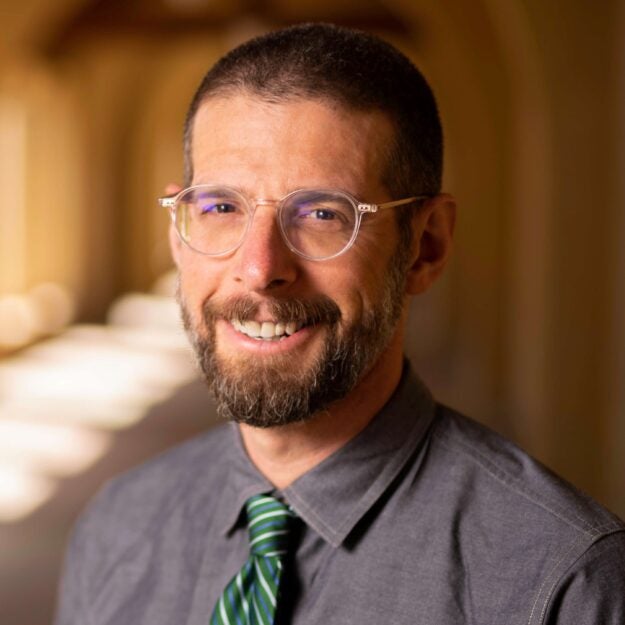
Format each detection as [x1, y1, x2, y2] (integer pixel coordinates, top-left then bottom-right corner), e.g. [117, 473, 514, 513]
[233, 205, 298, 292]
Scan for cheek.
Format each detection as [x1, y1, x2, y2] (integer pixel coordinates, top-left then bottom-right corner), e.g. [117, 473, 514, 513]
[177, 256, 222, 310]
[340, 246, 394, 309]
[305, 267, 367, 325]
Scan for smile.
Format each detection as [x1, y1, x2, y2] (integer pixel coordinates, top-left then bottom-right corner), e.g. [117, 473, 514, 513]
[230, 319, 305, 340]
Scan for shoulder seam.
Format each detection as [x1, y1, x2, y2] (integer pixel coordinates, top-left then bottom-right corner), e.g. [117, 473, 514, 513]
[531, 528, 625, 625]
[432, 418, 621, 537]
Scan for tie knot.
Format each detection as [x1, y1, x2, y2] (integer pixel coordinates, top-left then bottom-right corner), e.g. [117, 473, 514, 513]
[246, 494, 293, 557]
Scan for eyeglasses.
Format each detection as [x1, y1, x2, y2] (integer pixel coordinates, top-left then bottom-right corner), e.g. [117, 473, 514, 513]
[159, 185, 429, 261]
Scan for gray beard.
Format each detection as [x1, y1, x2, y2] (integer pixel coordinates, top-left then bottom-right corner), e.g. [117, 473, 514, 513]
[179, 249, 408, 428]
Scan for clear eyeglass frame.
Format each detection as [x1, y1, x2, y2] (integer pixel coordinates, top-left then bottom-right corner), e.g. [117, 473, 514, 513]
[159, 184, 430, 261]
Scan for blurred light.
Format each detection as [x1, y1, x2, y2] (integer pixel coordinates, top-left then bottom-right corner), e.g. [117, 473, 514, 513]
[0, 464, 55, 523]
[105, 324, 191, 352]
[0, 397, 152, 431]
[0, 291, 200, 524]
[0, 283, 75, 349]
[0, 351, 179, 403]
[151, 269, 177, 297]
[0, 420, 110, 476]
[0, 294, 38, 348]
[29, 282, 75, 335]
[107, 293, 182, 332]
[0, 324, 196, 430]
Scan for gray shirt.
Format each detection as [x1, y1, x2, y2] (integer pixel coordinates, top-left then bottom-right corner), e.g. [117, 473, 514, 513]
[55, 364, 625, 624]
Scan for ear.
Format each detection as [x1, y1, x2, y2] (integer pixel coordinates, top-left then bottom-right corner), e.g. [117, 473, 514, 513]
[165, 182, 183, 195]
[405, 193, 456, 295]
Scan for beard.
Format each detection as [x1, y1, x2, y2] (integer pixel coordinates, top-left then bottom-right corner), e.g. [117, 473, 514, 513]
[179, 247, 409, 428]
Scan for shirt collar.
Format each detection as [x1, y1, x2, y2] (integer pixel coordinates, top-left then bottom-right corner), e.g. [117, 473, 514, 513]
[218, 361, 435, 546]
[217, 425, 275, 536]
[284, 362, 435, 547]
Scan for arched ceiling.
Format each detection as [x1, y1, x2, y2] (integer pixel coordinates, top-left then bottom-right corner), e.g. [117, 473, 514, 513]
[1, 0, 415, 59]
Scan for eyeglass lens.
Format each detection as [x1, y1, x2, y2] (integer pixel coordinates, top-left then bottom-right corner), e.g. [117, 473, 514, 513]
[174, 187, 358, 259]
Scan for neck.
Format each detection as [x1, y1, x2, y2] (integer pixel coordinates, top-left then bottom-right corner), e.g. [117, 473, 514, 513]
[238, 330, 405, 489]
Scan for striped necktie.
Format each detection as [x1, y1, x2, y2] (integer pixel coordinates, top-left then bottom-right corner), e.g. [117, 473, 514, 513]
[211, 494, 294, 625]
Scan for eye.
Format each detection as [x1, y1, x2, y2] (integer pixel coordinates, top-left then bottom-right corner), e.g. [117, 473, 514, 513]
[298, 208, 338, 221]
[199, 201, 236, 214]
[194, 197, 242, 217]
[293, 204, 352, 226]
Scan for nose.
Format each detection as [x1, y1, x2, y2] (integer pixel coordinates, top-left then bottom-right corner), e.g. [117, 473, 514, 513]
[232, 205, 298, 292]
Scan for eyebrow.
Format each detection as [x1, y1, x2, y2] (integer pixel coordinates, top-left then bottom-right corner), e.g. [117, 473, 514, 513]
[190, 182, 359, 199]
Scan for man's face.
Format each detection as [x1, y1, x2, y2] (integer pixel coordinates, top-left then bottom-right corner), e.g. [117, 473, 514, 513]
[173, 94, 410, 426]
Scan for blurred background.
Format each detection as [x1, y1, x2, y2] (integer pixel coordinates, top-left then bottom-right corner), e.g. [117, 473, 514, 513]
[1, 0, 624, 622]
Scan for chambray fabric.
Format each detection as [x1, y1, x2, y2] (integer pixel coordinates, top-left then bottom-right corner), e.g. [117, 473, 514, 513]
[55, 363, 625, 625]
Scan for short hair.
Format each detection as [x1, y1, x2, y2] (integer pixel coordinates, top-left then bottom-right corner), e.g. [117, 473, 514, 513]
[183, 23, 443, 241]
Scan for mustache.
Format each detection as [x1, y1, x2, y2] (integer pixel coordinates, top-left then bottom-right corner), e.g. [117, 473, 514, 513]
[202, 295, 342, 327]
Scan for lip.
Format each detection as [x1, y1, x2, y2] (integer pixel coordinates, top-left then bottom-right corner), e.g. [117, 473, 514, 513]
[216, 318, 318, 355]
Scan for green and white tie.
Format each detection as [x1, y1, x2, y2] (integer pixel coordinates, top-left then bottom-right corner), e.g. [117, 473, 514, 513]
[210, 494, 294, 625]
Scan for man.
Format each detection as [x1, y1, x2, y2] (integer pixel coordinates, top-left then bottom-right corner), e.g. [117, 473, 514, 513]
[55, 23, 625, 624]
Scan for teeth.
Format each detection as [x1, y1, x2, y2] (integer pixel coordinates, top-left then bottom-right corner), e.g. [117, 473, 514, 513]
[232, 319, 303, 339]
[260, 322, 274, 338]
[244, 320, 261, 337]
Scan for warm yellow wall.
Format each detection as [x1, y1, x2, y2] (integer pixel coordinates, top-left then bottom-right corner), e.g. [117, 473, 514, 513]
[388, 0, 624, 512]
[0, 0, 623, 516]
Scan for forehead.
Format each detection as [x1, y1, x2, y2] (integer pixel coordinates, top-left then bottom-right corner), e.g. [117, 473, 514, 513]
[190, 94, 395, 197]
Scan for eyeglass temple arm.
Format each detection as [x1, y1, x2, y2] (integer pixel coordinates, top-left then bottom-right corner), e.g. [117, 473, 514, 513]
[357, 194, 431, 214]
